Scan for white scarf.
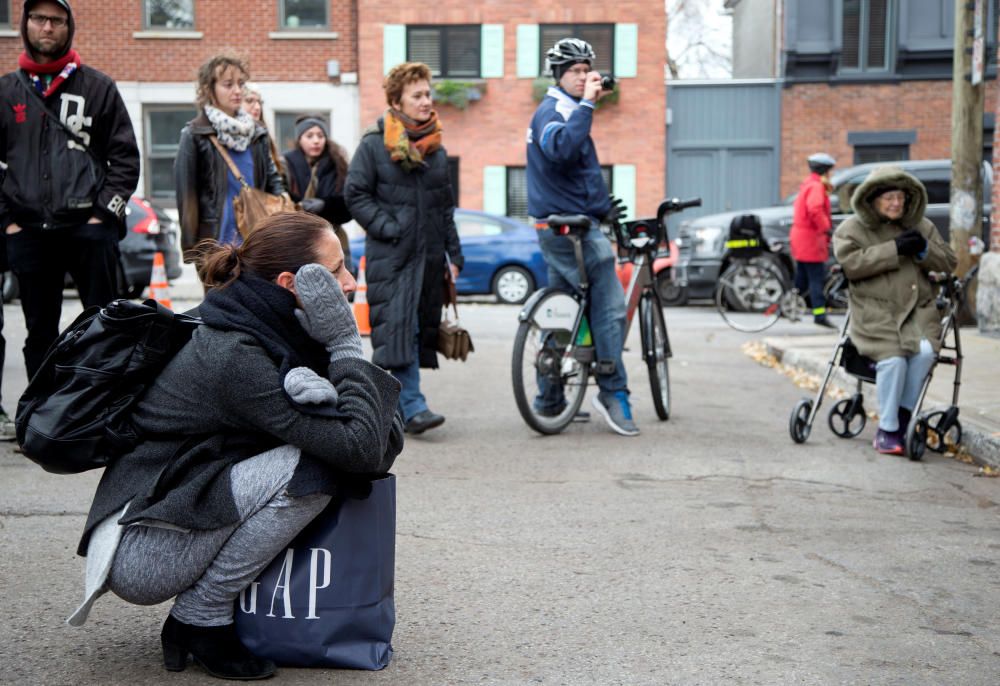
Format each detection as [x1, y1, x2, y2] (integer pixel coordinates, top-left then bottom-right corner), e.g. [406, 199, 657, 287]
[204, 105, 255, 151]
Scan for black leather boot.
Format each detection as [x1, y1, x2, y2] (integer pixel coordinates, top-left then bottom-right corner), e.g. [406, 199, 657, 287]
[161, 614, 276, 680]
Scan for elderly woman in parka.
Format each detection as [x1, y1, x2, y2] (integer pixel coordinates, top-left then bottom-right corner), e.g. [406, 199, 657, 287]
[344, 62, 463, 436]
[832, 166, 957, 455]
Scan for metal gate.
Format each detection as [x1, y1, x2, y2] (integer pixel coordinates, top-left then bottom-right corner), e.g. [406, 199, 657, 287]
[665, 80, 782, 234]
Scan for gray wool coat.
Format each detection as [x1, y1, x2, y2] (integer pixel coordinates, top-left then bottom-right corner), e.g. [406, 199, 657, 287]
[832, 166, 957, 361]
[78, 325, 404, 555]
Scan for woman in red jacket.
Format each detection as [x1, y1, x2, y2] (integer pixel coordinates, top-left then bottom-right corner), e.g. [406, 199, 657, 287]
[790, 152, 836, 328]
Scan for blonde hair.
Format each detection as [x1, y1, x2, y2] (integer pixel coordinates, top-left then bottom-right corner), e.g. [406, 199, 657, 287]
[383, 62, 432, 107]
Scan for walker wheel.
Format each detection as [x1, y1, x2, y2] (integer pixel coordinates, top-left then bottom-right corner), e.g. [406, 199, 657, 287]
[921, 410, 963, 454]
[827, 397, 866, 438]
[789, 398, 813, 444]
[905, 418, 928, 461]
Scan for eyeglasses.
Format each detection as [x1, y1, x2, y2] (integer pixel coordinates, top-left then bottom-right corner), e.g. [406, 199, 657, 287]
[28, 13, 68, 28]
[564, 65, 591, 76]
[878, 191, 906, 203]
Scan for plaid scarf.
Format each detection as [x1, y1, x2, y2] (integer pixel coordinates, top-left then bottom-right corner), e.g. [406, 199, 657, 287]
[18, 49, 80, 98]
[383, 108, 442, 172]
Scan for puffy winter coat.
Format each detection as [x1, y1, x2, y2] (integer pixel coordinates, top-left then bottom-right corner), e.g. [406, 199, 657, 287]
[790, 172, 832, 263]
[174, 112, 285, 251]
[832, 166, 957, 361]
[344, 118, 463, 370]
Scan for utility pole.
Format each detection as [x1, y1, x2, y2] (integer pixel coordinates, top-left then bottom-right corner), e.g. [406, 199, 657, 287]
[950, 0, 985, 281]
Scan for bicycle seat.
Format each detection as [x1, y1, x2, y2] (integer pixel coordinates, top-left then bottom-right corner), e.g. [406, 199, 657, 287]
[546, 214, 592, 233]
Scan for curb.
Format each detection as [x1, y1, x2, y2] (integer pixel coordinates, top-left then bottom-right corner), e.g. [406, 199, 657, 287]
[764, 339, 1000, 470]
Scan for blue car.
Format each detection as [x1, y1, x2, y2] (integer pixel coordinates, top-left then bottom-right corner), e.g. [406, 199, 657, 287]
[350, 208, 548, 304]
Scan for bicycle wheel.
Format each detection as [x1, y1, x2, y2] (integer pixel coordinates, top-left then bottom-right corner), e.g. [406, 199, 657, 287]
[511, 294, 591, 435]
[715, 260, 787, 332]
[640, 291, 670, 420]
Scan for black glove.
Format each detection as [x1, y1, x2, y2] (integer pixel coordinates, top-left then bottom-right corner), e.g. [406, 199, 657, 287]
[301, 198, 326, 214]
[894, 228, 926, 257]
[605, 195, 628, 224]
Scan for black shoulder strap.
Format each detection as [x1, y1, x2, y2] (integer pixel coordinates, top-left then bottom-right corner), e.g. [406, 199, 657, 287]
[16, 69, 105, 170]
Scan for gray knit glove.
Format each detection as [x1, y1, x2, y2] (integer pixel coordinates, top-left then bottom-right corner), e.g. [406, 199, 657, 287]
[294, 263, 364, 361]
[284, 367, 339, 405]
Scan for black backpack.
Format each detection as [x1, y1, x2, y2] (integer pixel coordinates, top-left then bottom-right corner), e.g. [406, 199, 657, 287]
[15, 299, 201, 474]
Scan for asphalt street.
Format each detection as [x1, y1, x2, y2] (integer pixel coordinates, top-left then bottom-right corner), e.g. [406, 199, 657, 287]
[2, 300, 999, 685]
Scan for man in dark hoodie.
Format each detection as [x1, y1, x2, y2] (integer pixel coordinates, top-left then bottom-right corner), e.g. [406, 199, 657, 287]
[0, 0, 140, 394]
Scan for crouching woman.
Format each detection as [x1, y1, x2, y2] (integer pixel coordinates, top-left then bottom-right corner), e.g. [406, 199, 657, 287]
[832, 166, 957, 456]
[69, 212, 404, 680]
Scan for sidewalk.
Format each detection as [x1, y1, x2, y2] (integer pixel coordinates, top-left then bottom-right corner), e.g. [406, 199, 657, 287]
[763, 324, 1000, 469]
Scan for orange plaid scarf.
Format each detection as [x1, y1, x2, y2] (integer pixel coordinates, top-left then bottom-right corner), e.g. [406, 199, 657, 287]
[384, 108, 442, 172]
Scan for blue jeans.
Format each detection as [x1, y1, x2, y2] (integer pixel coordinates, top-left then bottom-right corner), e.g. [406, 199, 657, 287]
[794, 260, 827, 319]
[535, 224, 628, 410]
[389, 331, 428, 422]
[875, 339, 936, 431]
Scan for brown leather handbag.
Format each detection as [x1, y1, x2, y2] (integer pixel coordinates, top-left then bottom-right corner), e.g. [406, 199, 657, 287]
[438, 258, 474, 362]
[210, 137, 300, 238]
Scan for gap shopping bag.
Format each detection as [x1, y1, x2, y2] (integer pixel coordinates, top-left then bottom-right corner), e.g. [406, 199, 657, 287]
[235, 474, 396, 670]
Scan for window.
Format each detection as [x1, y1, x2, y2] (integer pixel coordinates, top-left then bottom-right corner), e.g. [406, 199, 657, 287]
[456, 215, 504, 238]
[539, 24, 614, 76]
[273, 112, 314, 154]
[853, 144, 909, 165]
[447, 157, 460, 207]
[143, 0, 194, 29]
[506, 166, 613, 222]
[406, 25, 481, 78]
[144, 106, 197, 202]
[280, 0, 327, 29]
[0, 1, 10, 26]
[841, 0, 891, 72]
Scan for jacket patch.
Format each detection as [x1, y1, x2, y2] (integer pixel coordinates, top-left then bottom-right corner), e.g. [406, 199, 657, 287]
[13, 103, 26, 123]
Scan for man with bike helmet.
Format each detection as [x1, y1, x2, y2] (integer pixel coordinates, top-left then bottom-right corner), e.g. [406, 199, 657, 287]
[525, 37, 637, 436]
[790, 152, 837, 328]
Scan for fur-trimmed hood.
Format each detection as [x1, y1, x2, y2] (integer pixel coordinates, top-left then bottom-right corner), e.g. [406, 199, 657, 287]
[850, 165, 928, 228]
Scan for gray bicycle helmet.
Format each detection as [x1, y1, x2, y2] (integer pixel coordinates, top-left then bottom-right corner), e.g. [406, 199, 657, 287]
[807, 152, 836, 175]
[545, 37, 596, 79]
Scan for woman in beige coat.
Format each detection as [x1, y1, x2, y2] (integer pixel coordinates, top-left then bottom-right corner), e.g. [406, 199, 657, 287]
[833, 166, 957, 455]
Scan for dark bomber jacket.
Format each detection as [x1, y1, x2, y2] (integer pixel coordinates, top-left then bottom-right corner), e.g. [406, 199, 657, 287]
[0, 66, 139, 233]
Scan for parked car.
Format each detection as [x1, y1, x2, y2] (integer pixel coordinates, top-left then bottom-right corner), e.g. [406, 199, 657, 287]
[675, 159, 993, 301]
[349, 208, 549, 304]
[2, 195, 183, 303]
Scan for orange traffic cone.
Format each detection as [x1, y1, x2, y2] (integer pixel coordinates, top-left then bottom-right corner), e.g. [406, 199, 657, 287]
[147, 251, 173, 310]
[354, 256, 371, 336]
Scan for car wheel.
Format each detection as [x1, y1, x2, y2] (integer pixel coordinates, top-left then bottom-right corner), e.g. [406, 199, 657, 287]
[2, 272, 18, 303]
[655, 272, 689, 307]
[493, 266, 535, 305]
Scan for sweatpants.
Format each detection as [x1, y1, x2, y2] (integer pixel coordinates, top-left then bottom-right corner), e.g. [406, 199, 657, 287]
[107, 445, 330, 626]
[875, 339, 936, 432]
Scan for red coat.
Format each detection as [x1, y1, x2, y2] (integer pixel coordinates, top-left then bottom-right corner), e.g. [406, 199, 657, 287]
[790, 172, 832, 263]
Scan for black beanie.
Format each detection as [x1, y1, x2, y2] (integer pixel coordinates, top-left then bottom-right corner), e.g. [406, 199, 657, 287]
[21, 0, 75, 60]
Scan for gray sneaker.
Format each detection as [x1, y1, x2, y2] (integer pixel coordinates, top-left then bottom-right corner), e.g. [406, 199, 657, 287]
[0, 410, 16, 442]
[591, 391, 640, 437]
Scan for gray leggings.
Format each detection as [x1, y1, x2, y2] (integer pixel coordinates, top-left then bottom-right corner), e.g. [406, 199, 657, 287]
[107, 445, 331, 626]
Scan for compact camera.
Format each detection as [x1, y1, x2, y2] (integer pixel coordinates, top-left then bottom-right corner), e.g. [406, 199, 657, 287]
[600, 74, 617, 91]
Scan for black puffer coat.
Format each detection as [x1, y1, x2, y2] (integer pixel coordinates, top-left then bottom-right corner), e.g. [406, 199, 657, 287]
[174, 112, 285, 251]
[344, 118, 463, 370]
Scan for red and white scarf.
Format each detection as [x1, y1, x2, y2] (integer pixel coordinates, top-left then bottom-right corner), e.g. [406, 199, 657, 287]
[18, 49, 81, 98]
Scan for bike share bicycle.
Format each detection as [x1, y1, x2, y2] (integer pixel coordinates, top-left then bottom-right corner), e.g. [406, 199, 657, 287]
[512, 197, 701, 435]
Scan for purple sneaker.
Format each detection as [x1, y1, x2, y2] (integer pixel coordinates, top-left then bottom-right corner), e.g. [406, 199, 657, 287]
[873, 428, 905, 455]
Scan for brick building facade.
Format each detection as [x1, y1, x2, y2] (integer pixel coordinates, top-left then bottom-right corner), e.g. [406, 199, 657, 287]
[357, 3, 665, 220]
[0, 0, 362, 206]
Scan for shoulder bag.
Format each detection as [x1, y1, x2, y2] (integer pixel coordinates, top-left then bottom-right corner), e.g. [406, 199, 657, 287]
[438, 254, 474, 361]
[209, 136, 300, 238]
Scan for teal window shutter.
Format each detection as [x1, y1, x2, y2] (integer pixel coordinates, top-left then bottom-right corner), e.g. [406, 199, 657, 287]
[383, 25, 406, 75]
[483, 166, 507, 216]
[481, 25, 504, 78]
[612, 165, 636, 221]
[516, 24, 540, 78]
[614, 24, 638, 78]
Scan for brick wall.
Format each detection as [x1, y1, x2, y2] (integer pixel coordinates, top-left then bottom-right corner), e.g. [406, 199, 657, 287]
[357, 3, 666, 215]
[0, 1, 357, 83]
[781, 80, 999, 199]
